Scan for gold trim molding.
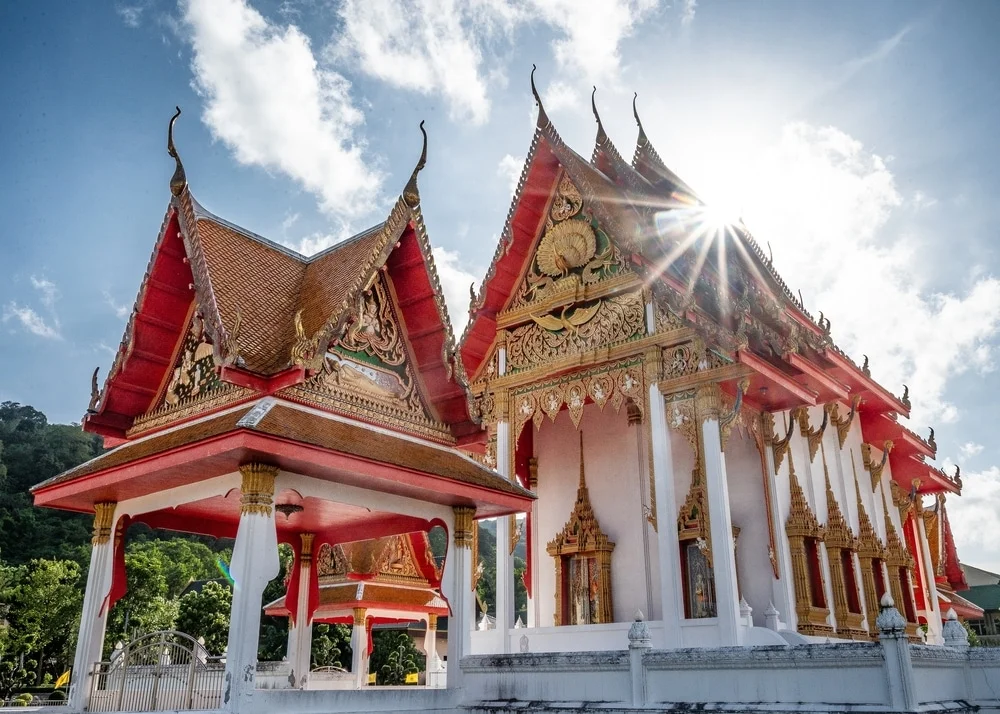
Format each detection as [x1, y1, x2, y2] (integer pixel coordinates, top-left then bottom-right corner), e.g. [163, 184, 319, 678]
[454, 506, 475, 549]
[239, 463, 277, 516]
[92, 502, 118, 545]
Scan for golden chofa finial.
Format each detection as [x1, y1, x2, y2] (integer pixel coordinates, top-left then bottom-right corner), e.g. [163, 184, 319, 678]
[402, 120, 427, 208]
[167, 106, 187, 196]
[632, 92, 648, 148]
[530, 64, 550, 130]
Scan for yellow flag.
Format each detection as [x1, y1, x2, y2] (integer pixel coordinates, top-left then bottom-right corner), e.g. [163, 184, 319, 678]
[54, 670, 71, 689]
[405, 672, 418, 684]
[367, 673, 376, 684]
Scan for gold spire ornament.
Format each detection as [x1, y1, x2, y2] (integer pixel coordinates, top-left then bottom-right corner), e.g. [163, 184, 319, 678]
[402, 121, 427, 208]
[167, 106, 187, 196]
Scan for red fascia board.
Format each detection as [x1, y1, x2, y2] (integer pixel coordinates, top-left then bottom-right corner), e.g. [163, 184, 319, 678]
[738, 350, 818, 406]
[785, 352, 850, 401]
[822, 349, 910, 417]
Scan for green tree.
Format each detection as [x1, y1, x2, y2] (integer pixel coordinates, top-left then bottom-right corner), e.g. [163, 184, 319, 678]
[311, 624, 351, 669]
[175, 581, 232, 655]
[126, 540, 219, 599]
[371, 630, 424, 685]
[0, 559, 82, 682]
[257, 544, 294, 662]
[0, 658, 37, 699]
[105, 548, 178, 650]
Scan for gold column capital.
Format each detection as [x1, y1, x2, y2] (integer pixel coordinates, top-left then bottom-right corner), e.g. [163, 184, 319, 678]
[694, 383, 721, 422]
[494, 388, 510, 423]
[428, 613, 438, 630]
[239, 463, 278, 516]
[528, 456, 539, 491]
[453, 506, 476, 549]
[643, 346, 662, 384]
[300, 533, 315, 563]
[352, 607, 367, 627]
[92, 502, 117, 545]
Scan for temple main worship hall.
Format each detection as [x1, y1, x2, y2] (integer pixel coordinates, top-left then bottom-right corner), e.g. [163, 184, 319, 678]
[33, 72, 1000, 714]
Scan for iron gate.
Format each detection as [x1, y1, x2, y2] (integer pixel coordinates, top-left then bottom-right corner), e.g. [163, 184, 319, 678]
[89, 631, 224, 712]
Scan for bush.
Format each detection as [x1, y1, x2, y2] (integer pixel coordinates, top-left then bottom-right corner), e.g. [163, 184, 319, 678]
[49, 690, 67, 701]
[16, 693, 33, 703]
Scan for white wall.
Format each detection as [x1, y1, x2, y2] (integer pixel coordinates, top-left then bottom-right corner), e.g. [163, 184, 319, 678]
[534, 403, 651, 625]
[724, 431, 774, 626]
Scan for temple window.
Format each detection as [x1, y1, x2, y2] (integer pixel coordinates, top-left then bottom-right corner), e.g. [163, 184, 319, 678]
[805, 538, 827, 609]
[873, 558, 887, 600]
[677, 462, 716, 619]
[898, 567, 918, 623]
[546, 434, 615, 626]
[843, 551, 862, 615]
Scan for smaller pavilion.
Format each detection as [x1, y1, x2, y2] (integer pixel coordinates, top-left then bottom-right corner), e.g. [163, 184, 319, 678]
[263, 532, 449, 688]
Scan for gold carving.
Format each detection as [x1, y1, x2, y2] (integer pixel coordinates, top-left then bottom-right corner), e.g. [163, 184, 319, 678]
[851, 453, 885, 637]
[861, 441, 893, 490]
[890, 479, 920, 524]
[536, 219, 597, 278]
[510, 359, 644, 437]
[453, 506, 475, 549]
[507, 293, 645, 370]
[550, 174, 583, 223]
[677, 459, 711, 565]
[239, 463, 277, 516]
[821, 449, 866, 639]
[373, 535, 423, 581]
[785, 452, 833, 636]
[428, 613, 438, 630]
[353, 607, 367, 627]
[291, 309, 323, 370]
[826, 396, 861, 449]
[92, 502, 117, 545]
[316, 543, 349, 577]
[547, 433, 614, 626]
[340, 277, 405, 366]
[694, 383, 721, 422]
[763, 412, 793, 474]
[510, 514, 522, 555]
[796, 407, 829, 462]
[163, 313, 224, 408]
[528, 457, 538, 490]
[300, 533, 315, 564]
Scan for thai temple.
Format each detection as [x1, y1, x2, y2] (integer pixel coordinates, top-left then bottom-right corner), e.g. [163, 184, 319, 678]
[32, 72, 1000, 714]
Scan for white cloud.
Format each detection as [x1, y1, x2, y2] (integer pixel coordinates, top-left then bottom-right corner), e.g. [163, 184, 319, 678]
[116, 3, 147, 28]
[335, 0, 662, 124]
[694, 122, 1000, 426]
[2, 304, 61, 340]
[432, 247, 481, 335]
[946, 465, 1000, 573]
[679, 0, 697, 27]
[30, 276, 59, 310]
[102, 290, 130, 320]
[183, 0, 382, 225]
[497, 154, 524, 195]
[544, 80, 579, 114]
[960, 442, 985, 459]
[912, 190, 938, 210]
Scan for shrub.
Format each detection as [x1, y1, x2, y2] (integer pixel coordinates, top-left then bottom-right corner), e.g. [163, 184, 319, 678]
[16, 693, 33, 703]
[49, 690, 67, 701]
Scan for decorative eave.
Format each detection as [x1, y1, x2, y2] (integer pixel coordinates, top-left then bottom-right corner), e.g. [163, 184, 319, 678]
[940, 498, 971, 591]
[630, 93, 700, 202]
[590, 88, 657, 198]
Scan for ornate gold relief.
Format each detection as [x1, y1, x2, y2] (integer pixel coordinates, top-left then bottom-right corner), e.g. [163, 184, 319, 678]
[239, 463, 277, 517]
[316, 543, 350, 578]
[764, 412, 794, 473]
[851, 453, 885, 637]
[882, 500, 919, 640]
[510, 359, 644, 437]
[547, 433, 615, 626]
[795, 406, 829, 462]
[785, 452, 833, 636]
[291, 309, 323, 371]
[821, 449, 866, 639]
[92, 502, 117, 545]
[826, 396, 861, 449]
[890, 479, 921, 524]
[512, 173, 629, 308]
[164, 313, 222, 406]
[300, 532, 315, 564]
[340, 277, 406, 366]
[861, 441, 893, 490]
[454, 506, 475, 549]
[677, 458, 712, 566]
[507, 293, 645, 370]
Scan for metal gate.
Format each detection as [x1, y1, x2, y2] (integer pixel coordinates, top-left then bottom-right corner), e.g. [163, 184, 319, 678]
[89, 631, 224, 712]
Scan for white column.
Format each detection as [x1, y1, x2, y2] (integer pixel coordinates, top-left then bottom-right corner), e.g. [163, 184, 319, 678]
[648, 383, 683, 645]
[445, 506, 475, 689]
[350, 608, 368, 688]
[286, 533, 314, 687]
[68, 503, 118, 712]
[495, 415, 514, 650]
[696, 385, 742, 645]
[425, 613, 439, 667]
[762, 416, 795, 625]
[527, 457, 540, 628]
[224, 464, 280, 713]
[915, 514, 943, 644]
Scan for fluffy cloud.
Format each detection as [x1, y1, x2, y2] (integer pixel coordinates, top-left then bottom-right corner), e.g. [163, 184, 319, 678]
[700, 123, 1000, 426]
[102, 289, 130, 320]
[335, 0, 661, 124]
[946, 465, 1000, 573]
[432, 246, 481, 335]
[183, 0, 382, 225]
[497, 154, 524, 194]
[3, 276, 63, 340]
[960, 442, 985, 460]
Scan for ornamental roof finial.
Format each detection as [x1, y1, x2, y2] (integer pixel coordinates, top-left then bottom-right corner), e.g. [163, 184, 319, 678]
[167, 106, 187, 196]
[591, 86, 608, 143]
[530, 64, 550, 130]
[403, 120, 427, 208]
[632, 92, 649, 148]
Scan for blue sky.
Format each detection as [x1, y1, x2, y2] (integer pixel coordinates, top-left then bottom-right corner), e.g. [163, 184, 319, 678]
[2, 0, 1000, 569]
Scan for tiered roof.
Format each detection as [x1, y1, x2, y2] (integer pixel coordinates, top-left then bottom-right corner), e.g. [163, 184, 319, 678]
[459, 68, 958, 497]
